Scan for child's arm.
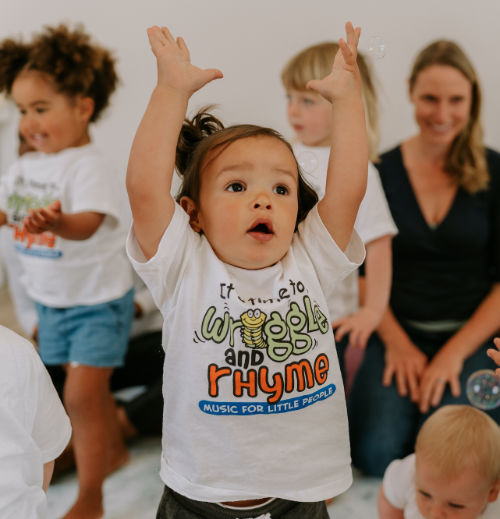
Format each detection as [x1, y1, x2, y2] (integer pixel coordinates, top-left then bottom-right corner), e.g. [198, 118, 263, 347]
[377, 485, 404, 519]
[42, 460, 55, 492]
[487, 337, 500, 376]
[126, 26, 222, 260]
[307, 22, 368, 251]
[333, 234, 392, 348]
[22, 200, 104, 240]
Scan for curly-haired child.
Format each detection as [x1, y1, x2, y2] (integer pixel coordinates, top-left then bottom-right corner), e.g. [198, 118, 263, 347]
[0, 24, 134, 519]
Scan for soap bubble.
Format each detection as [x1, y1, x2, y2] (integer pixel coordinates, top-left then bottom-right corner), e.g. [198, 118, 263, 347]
[296, 150, 319, 174]
[367, 35, 386, 59]
[466, 370, 500, 410]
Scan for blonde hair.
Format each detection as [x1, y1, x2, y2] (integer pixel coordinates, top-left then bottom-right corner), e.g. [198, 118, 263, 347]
[281, 41, 380, 162]
[415, 405, 500, 487]
[409, 40, 488, 193]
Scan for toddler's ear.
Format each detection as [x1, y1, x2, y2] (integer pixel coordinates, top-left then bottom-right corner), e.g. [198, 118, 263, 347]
[78, 96, 95, 122]
[488, 479, 500, 502]
[180, 196, 202, 232]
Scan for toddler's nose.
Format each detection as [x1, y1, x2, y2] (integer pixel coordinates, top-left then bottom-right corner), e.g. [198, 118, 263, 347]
[253, 192, 272, 210]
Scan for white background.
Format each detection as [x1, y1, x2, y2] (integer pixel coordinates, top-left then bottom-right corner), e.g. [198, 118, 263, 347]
[1, 0, 500, 175]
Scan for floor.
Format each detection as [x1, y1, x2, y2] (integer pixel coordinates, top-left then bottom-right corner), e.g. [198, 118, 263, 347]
[0, 284, 381, 518]
[46, 438, 380, 518]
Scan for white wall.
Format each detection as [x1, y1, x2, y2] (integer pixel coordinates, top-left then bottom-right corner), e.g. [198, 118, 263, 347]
[1, 0, 500, 175]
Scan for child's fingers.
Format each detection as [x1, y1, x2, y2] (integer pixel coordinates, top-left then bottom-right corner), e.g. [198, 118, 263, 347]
[344, 21, 360, 51]
[487, 347, 500, 366]
[199, 68, 224, 88]
[160, 26, 176, 44]
[147, 25, 174, 53]
[177, 37, 190, 60]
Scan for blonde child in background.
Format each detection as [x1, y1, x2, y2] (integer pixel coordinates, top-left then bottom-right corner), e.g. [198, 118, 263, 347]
[378, 405, 500, 519]
[126, 22, 366, 518]
[281, 43, 397, 376]
[0, 25, 134, 519]
[0, 325, 71, 519]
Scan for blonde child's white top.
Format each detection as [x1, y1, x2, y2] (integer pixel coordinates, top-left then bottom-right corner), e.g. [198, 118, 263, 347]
[294, 143, 397, 320]
[383, 453, 500, 518]
[127, 203, 365, 502]
[0, 325, 71, 519]
[0, 143, 133, 307]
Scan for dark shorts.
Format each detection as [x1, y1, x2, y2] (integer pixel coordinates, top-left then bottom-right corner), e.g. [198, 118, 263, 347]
[156, 486, 329, 519]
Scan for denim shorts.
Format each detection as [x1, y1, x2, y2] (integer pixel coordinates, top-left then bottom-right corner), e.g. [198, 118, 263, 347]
[35, 288, 134, 368]
[156, 486, 329, 519]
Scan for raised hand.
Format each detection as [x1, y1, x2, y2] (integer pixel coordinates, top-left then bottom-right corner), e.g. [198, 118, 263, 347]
[487, 337, 500, 376]
[147, 25, 223, 97]
[307, 21, 361, 103]
[23, 200, 62, 234]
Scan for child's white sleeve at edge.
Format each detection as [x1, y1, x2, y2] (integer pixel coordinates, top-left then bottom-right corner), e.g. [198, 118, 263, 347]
[382, 453, 415, 509]
[5, 327, 71, 463]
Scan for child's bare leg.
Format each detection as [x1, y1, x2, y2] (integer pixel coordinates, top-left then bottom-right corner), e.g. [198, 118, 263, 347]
[62, 365, 129, 519]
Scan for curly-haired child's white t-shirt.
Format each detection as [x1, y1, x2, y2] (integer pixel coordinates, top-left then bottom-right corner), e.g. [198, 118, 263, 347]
[0, 325, 71, 518]
[383, 454, 500, 518]
[0, 144, 132, 307]
[127, 204, 365, 502]
[293, 143, 397, 320]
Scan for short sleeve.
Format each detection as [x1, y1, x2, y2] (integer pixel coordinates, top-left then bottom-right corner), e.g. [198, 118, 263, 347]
[382, 454, 415, 510]
[27, 344, 72, 463]
[355, 163, 398, 244]
[126, 203, 199, 315]
[67, 151, 124, 224]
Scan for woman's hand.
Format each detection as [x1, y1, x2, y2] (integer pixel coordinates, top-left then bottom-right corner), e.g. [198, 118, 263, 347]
[147, 26, 222, 97]
[333, 307, 380, 349]
[417, 345, 463, 413]
[382, 337, 428, 401]
[307, 21, 361, 103]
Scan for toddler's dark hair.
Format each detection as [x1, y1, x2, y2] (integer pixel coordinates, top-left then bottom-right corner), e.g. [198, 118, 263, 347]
[0, 24, 118, 122]
[175, 108, 318, 228]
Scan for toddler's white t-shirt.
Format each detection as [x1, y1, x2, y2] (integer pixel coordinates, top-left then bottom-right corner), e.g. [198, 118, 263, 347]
[0, 144, 132, 307]
[0, 325, 71, 518]
[128, 204, 365, 502]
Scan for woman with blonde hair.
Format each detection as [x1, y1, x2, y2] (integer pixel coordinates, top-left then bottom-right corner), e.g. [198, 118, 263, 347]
[347, 39, 500, 477]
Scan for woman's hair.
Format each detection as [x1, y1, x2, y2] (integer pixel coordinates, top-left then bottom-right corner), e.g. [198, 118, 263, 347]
[0, 24, 118, 122]
[415, 405, 500, 487]
[409, 40, 488, 193]
[281, 42, 380, 163]
[175, 109, 318, 228]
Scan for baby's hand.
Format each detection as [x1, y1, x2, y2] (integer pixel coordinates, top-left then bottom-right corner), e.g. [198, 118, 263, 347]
[487, 337, 500, 376]
[23, 200, 62, 234]
[307, 21, 361, 103]
[332, 306, 379, 349]
[147, 25, 223, 96]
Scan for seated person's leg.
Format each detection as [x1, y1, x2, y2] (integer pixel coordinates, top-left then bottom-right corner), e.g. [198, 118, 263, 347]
[348, 332, 419, 477]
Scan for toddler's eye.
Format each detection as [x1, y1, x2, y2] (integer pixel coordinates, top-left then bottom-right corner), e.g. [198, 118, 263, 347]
[36, 107, 47, 114]
[227, 182, 245, 192]
[273, 185, 289, 195]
